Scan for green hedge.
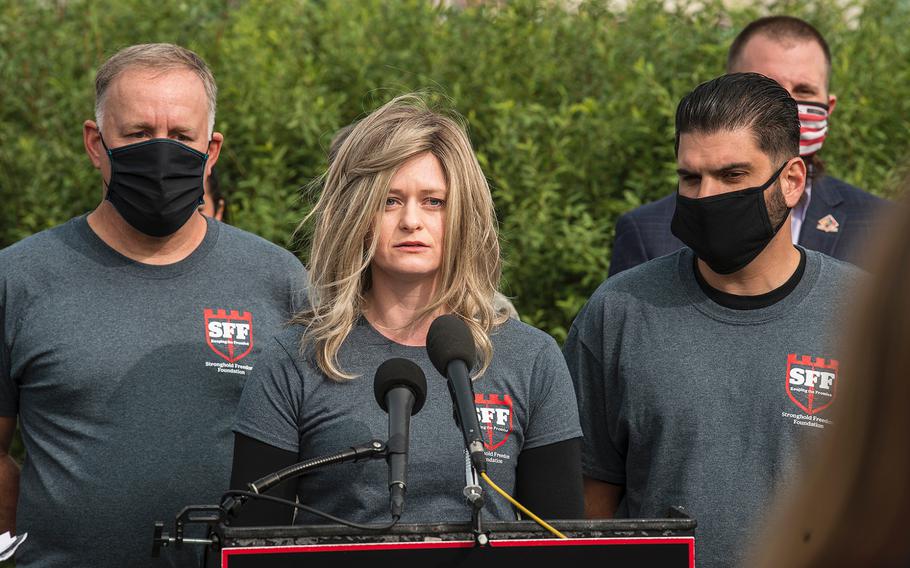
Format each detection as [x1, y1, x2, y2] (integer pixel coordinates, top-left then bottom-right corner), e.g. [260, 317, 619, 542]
[3, 0, 909, 342]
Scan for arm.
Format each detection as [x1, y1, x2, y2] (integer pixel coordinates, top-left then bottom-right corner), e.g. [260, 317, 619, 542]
[228, 433, 297, 526]
[515, 437, 584, 519]
[231, 334, 307, 526]
[0, 416, 19, 533]
[583, 475, 623, 518]
[287, 256, 310, 315]
[514, 334, 586, 520]
[564, 295, 630, 516]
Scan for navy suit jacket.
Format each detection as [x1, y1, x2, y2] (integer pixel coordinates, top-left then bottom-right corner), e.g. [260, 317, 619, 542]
[608, 175, 887, 277]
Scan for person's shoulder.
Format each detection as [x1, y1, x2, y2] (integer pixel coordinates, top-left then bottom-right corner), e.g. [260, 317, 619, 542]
[619, 193, 676, 222]
[572, 251, 684, 333]
[817, 175, 887, 207]
[253, 323, 311, 375]
[490, 319, 567, 373]
[597, 249, 682, 299]
[0, 219, 79, 272]
[218, 222, 299, 260]
[216, 222, 306, 283]
[492, 317, 557, 349]
[270, 322, 307, 352]
[807, 248, 865, 283]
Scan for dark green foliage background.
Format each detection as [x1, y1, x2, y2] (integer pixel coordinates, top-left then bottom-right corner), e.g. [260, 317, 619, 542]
[3, 0, 909, 341]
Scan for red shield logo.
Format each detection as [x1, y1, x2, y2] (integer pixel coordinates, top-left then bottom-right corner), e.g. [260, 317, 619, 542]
[474, 393, 513, 450]
[786, 353, 838, 415]
[204, 309, 254, 363]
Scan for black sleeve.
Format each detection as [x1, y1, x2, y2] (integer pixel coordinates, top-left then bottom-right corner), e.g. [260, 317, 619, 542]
[228, 433, 298, 526]
[514, 437, 584, 519]
[608, 213, 649, 277]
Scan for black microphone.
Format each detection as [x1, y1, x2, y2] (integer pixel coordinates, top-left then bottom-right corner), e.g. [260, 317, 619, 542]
[426, 315, 486, 473]
[374, 358, 427, 518]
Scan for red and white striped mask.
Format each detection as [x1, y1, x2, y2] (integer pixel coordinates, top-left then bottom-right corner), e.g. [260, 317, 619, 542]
[796, 100, 829, 157]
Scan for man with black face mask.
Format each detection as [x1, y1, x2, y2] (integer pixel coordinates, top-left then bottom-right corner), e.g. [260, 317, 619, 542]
[0, 44, 306, 568]
[564, 73, 861, 568]
[609, 16, 886, 276]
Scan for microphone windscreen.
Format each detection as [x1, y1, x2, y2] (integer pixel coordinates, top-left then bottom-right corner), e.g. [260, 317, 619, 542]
[426, 315, 476, 377]
[373, 357, 428, 415]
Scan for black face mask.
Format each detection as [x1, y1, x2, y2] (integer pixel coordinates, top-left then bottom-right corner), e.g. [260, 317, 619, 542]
[670, 162, 789, 275]
[101, 136, 208, 237]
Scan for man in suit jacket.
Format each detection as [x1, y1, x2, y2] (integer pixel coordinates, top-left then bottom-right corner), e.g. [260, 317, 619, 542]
[609, 16, 886, 277]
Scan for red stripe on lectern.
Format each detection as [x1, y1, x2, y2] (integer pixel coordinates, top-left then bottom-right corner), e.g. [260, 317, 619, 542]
[222, 536, 696, 568]
[492, 536, 695, 566]
[490, 536, 693, 547]
[223, 540, 476, 564]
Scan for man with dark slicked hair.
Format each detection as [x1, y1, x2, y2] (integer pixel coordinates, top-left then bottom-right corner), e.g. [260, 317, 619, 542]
[609, 16, 885, 276]
[565, 73, 860, 568]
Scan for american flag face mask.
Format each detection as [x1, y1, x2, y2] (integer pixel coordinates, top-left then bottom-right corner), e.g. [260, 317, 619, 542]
[796, 100, 829, 157]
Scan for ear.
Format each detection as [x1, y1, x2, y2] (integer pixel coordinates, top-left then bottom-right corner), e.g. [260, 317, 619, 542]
[827, 93, 837, 115]
[204, 132, 224, 178]
[83, 120, 105, 170]
[780, 157, 808, 209]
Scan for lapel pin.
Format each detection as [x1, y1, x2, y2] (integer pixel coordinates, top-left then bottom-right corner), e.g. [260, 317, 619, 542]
[816, 214, 840, 233]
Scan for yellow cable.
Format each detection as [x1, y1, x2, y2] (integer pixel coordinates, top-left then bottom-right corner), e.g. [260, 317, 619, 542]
[480, 471, 567, 539]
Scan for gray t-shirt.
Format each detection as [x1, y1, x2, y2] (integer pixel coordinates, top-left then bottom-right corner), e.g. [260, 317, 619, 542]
[563, 247, 858, 568]
[0, 215, 307, 568]
[235, 316, 581, 524]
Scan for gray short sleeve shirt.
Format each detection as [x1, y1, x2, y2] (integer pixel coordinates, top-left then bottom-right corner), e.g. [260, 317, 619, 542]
[0, 215, 307, 568]
[564, 248, 859, 568]
[235, 316, 582, 524]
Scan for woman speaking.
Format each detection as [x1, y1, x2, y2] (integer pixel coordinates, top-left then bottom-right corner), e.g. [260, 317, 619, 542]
[229, 94, 583, 526]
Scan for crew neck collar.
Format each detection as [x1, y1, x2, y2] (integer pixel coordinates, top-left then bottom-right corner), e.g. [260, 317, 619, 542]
[693, 247, 807, 310]
[357, 315, 428, 350]
[677, 247, 819, 324]
[73, 214, 219, 279]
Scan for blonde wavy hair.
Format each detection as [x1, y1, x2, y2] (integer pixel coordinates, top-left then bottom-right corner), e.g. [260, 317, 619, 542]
[293, 94, 508, 380]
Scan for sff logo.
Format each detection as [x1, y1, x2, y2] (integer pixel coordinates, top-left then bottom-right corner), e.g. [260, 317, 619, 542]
[475, 393, 513, 451]
[786, 353, 838, 415]
[204, 308, 254, 363]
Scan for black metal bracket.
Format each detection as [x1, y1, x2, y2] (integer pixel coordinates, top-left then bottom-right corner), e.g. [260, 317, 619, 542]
[152, 504, 223, 558]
